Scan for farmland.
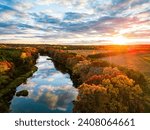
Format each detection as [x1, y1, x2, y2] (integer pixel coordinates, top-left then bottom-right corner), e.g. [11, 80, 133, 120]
[67, 45, 150, 77]
[101, 53, 150, 77]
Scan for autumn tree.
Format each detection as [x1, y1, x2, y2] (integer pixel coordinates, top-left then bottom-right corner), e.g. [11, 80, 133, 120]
[74, 67, 145, 112]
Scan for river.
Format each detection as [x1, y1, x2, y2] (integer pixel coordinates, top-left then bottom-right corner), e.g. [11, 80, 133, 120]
[10, 55, 78, 113]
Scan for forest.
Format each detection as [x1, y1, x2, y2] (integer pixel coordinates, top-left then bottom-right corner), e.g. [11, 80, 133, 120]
[0, 46, 38, 112]
[0, 44, 150, 112]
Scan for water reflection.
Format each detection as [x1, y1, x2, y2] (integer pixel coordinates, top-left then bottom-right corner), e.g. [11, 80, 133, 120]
[10, 56, 78, 113]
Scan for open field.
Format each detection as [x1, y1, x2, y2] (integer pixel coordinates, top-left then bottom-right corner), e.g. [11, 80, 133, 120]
[142, 54, 150, 63]
[101, 53, 150, 77]
[68, 50, 112, 57]
[67, 45, 150, 77]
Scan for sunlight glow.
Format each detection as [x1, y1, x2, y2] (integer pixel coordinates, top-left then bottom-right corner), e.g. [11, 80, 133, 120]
[112, 36, 129, 45]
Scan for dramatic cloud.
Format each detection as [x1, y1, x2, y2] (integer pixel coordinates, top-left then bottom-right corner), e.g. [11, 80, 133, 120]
[63, 12, 84, 21]
[0, 0, 149, 44]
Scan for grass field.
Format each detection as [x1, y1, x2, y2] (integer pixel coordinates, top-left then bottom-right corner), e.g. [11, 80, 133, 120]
[67, 45, 150, 77]
[68, 50, 113, 57]
[142, 54, 150, 63]
[101, 53, 150, 77]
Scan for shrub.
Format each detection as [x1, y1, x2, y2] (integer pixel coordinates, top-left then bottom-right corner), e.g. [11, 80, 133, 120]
[75, 67, 145, 112]
[118, 66, 147, 86]
[0, 75, 11, 88]
[20, 52, 28, 59]
[103, 67, 122, 76]
[74, 83, 108, 112]
[0, 48, 21, 63]
[74, 75, 145, 112]
[66, 55, 85, 69]
[73, 60, 91, 75]
[73, 60, 91, 81]
[0, 61, 13, 73]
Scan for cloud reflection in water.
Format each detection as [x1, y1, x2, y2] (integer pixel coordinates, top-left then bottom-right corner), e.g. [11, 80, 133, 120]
[10, 56, 78, 112]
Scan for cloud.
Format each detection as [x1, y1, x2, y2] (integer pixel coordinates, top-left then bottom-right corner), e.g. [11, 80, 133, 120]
[30, 85, 78, 111]
[0, 0, 16, 6]
[13, 54, 78, 111]
[0, 4, 16, 12]
[32, 13, 60, 24]
[0, 0, 149, 44]
[13, 1, 34, 11]
[37, 0, 87, 7]
[63, 12, 84, 21]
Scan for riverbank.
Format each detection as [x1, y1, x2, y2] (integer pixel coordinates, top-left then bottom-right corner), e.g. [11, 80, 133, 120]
[0, 45, 150, 113]
[0, 47, 38, 112]
[10, 56, 77, 113]
[44, 48, 150, 112]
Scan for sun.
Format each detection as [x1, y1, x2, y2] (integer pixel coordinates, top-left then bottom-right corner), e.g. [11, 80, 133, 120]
[112, 36, 128, 45]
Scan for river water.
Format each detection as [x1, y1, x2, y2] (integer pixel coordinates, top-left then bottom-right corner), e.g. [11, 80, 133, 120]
[10, 55, 78, 113]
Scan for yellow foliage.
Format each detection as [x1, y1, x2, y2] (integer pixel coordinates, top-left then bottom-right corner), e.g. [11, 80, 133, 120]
[0, 61, 13, 73]
[20, 52, 27, 59]
[75, 72, 145, 112]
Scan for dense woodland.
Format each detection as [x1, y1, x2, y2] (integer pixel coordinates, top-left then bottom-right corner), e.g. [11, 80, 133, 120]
[0, 47, 38, 112]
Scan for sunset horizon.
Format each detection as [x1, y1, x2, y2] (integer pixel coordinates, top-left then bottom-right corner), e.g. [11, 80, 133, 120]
[0, 0, 150, 115]
[0, 0, 149, 45]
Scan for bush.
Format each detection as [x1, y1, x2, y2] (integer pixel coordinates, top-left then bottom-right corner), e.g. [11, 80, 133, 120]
[73, 60, 91, 81]
[118, 66, 147, 87]
[0, 75, 12, 88]
[66, 55, 85, 69]
[74, 67, 145, 112]
[0, 48, 38, 90]
[0, 61, 14, 73]
[74, 73, 145, 112]
[74, 83, 108, 112]
[72, 60, 112, 82]
[16, 90, 28, 97]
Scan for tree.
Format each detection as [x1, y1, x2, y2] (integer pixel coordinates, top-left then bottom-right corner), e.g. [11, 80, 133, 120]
[74, 67, 145, 112]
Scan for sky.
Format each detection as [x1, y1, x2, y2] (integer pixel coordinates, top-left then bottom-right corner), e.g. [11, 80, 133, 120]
[0, 0, 150, 44]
